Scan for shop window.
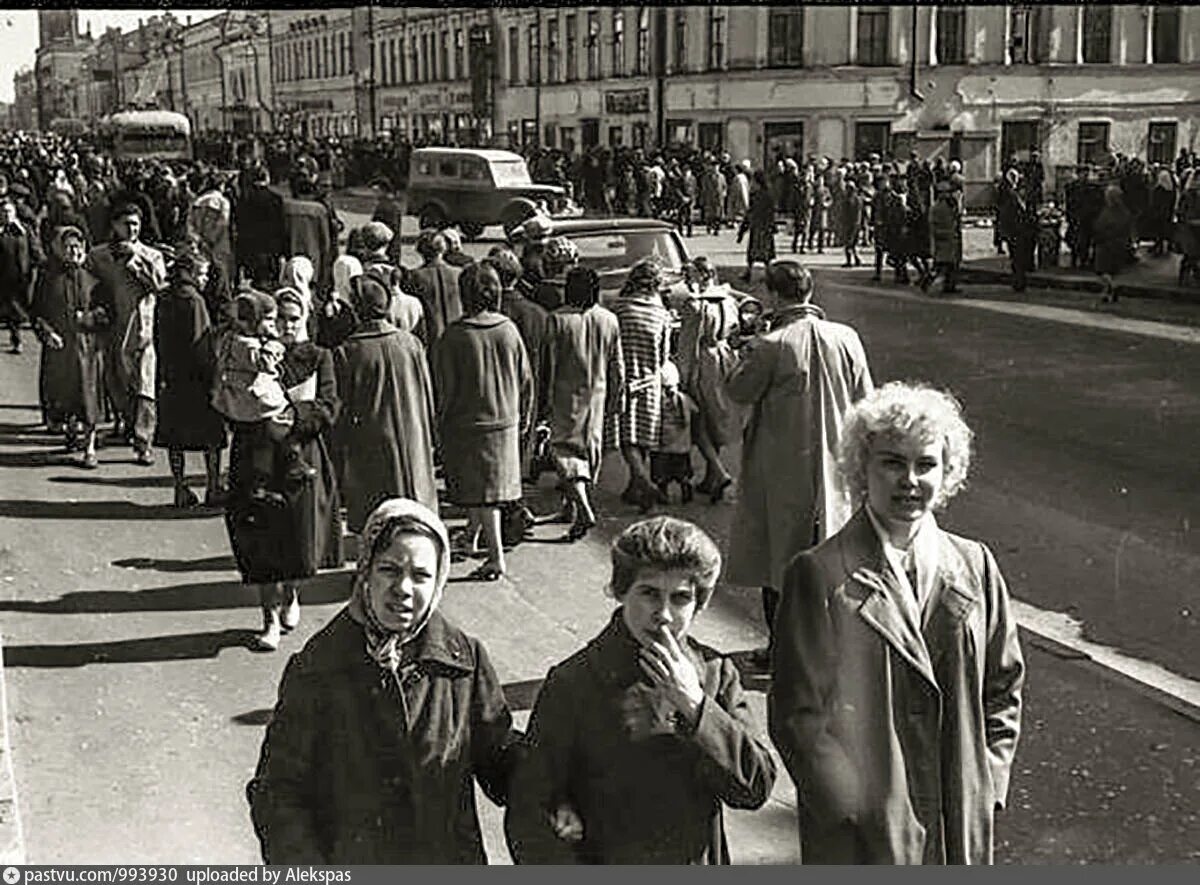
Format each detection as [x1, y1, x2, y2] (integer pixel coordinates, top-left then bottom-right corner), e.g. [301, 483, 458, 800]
[609, 126, 624, 147]
[854, 121, 891, 160]
[1002, 120, 1040, 165]
[1082, 6, 1112, 64]
[1077, 121, 1110, 166]
[707, 9, 725, 71]
[698, 122, 723, 153]
[936, 7, 966, 64]
[667, 119, 694, 146]
[857, 7, 890, 66]
[1153, 6, 1180, 63]
[768, 9, 804, 67]
[1147, 122, 1177, 165]
[632, 121, 650, 150]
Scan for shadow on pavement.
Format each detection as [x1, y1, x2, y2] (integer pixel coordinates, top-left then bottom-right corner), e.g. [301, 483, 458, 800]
[0, 499, 221, 520]
[2, 628, 259, 667]
[0, 404, 39, 411]
[113, 554, 239, 573]
[50, 474, 205, 489]
[0, 451, 67, 468]
[0, 570, 353, 614]
[232, 709, 274, 727]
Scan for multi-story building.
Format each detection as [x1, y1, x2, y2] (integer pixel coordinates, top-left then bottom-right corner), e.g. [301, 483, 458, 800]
[498, 4, 1200, 201]
[12, 68, 38, 131]
[270, 9, 358, 137]
[34, 10, 93, 126]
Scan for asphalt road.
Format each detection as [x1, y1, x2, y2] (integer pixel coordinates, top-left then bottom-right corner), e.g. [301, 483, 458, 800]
[0, 226, 1197, 862]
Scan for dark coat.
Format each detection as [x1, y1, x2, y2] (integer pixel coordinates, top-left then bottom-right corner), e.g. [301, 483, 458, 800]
[282, 198, 336, 296]
[768, 509, 1025, 864]
[929, 199, 963, 265]
[504, 611, 776, 864]
[333, 321, 439, 533]
[408, 259, 462, 347]
[224, 344, 343, 583]
[0, 224, 34, 324]
[739, 188, 777, 264]
[153, 279, 227, 451]
[234, 185, 286, 271]
[31, 259, 107, 425]
[432, 312, 532, 507]
[248, 609, 519, 863]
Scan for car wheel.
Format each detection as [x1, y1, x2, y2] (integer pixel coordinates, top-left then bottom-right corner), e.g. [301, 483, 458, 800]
[459, 222, 485, 241]
[418, 206, 447, 230]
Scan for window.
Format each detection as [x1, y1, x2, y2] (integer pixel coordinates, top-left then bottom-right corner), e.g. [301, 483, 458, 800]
[1148, 121, 1177, 165]
[636, 8, 651, 75]
[565, 14, 577, 81]
[936, 6, 966, 64]
[547, 17, 559, 82]
[544, 123, 556, 148]
[343, 33, 351, 76]
[857, 7, 890, 66]
[441, 31, 449, 81]
[306, 40, 314, 79]
[378, 39, 389, 85]
[673, 9, 687, 73]
[397, 38, 406, 84]
[609, 125, 623, 147]
[391, 40, 400, 86]
[612, 10, 625, 77]
[1082, 6, 1112, 64]
[454, 29, 464, 80]
[854, 121, 891, 160]
[508, 26, 519, 84]
[1009, 5, 1042, 64]
[528, 23, 541, 84]
[422, 34, 432, 83]
[1077, 122, 1110, 165]
[1153, 5, 1180, 63]
[768, 9, 804, 67]
[707, 9, 726, 70]
[587, 12, 601, 79]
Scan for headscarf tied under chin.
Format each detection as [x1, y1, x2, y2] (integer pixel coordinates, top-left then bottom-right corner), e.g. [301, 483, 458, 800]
[332, 254, 363, 302]
[279, 255, 315, 311]
[347, 498, 452, 672]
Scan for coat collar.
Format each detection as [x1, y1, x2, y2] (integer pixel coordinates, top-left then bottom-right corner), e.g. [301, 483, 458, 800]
[458, 311, 508, 330]
[837, 508, 979, 693]
[314, 609, 476, 676]
[348, 319, 397, 339]
[587, 609, 705, 688]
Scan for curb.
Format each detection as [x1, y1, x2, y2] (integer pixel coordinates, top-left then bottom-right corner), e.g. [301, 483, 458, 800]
[0, 634, 26, 864]
[960, 265, 1197, 302]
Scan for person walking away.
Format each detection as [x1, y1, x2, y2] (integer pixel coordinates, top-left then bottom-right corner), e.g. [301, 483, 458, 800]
[333, 272, 438, 533]
[904, 179, 933, 287]
[725, 261, 873, 668]
[675, 163, 696, 238]
[0, 196, 37, 355]
[870, 176, 892, 281]
[925, 181, 963, 295]
[153, 244, 227, 507]
[369, 177, 404, 266]
[807, 175, 830, 254]
[235, 164, 286, 290]
[1147, 169, 1176, 258]
[432, 262, 533, 580]
[1008, 183, 1038, 293]
[699, 160, 727, 236]
[408, 230, 462, 348]
[610, 259, 672, 512]
[649, 360, 698, 503]
[538, 266, 624, 542]
[1094, 184, 1134, 302]
[790, 166, 813, 254]
[768, 382, 1024, 863]
[840, 181, 863, 267]
[738, 171, 777, 282]
[30, 226, 105, 467]
[728, 161, 751, 226]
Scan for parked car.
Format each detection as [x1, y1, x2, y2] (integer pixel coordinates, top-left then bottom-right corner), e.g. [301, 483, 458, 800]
[405, 147, 577, 240]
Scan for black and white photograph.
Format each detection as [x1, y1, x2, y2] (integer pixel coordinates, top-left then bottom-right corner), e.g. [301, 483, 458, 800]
[0, 1, 1196, 866]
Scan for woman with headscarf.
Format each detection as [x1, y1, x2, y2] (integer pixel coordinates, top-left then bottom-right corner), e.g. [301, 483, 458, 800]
[539, 266, 624, 541]
[1147, 168, 1176, 258]
[30, 226, 106, 467]
[248, 497, 519, 863]
[39, 188, 91, 255]
[609, 257, 671, 511]
[1093, 184, 1134, 302]
[737, 170, 777, 282]
[316, 253, 362, 350]
[333, 272, 438, 534]
[224, 286, 343, 651]
[153, 242, 227, 507]
[190, 186, 235, 291]
[279, 255, 315, 317]
[432, 262, 533, 581]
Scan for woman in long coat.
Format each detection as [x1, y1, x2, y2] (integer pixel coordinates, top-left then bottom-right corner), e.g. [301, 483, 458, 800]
[725, 261, 873, 661]
[539, 266, 624, 541]
[30, 226, 106, 466]
[609, 259, 671, 511]
[333, 273, 438, 533]
[224, 287, 343, 651]
[249, 497, 519, 863]
[1093, 185, 1134, 301]
[769, 382, 1024, 864]
[432, 262, 533, 581]
[153, 243, 227, 507]
[505, 516, 776, 864]
[738, 171, 777, 281]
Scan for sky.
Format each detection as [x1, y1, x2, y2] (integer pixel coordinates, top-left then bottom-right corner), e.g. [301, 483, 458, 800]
[0, 9, 223, 103]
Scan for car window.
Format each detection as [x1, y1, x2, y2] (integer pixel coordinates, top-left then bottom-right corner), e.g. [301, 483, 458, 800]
[415, 159, 434, 177]
[490, 160, 534, 188]
[438, 159, 459, 178]
[460, 157, 488, 181]
[568, 231, 686, 273]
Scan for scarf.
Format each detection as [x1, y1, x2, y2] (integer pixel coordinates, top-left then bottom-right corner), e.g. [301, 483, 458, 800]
[346, 498, 451, 673]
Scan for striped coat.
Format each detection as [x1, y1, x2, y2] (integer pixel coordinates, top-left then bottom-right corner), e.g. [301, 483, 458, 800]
[609, 294, 671, 448]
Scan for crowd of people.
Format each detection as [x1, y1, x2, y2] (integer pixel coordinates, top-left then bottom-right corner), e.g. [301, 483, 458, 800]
[3, 124, 1035, 864]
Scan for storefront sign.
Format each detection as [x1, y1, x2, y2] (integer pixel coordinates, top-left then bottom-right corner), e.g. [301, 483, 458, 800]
[381, 94, 408, 109]
[605, 88, 649, 116]
[418, 92, 473, 110]
[295, 98, 334, 111]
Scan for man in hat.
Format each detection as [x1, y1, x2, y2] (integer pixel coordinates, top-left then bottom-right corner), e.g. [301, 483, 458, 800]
[89, 203, 167, 459]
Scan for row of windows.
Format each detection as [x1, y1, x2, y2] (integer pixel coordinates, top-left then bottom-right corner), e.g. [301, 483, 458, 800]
[272, 32, 353, 83]
[271, 28, 473, 86]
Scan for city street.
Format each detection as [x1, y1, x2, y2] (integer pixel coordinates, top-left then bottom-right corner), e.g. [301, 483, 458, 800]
[1, 263, 1197, 863]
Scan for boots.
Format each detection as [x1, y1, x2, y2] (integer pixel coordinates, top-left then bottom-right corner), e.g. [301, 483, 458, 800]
[255, 583, 283, 651]
[281, 584, 300, 631]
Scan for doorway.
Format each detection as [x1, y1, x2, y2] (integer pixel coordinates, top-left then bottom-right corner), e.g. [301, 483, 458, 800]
[581, 118, 600, 150]
[764, 120, 804, 169]
[1001, 120, 1040, 167]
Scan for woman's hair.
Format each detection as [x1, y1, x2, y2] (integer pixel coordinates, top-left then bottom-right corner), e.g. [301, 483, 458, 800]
[459, 261, 500, 315]
[621, 257, 663, 299]
[766, 260, 814, 303]
[837, 381, 974, 510]
[484, 246, 522, 288]
[609, 516, 722, 610]
[564, 265, 600, 308]
[416, 229, 446, 260]
[370, 516, 443, 571]
[345, 226, 368, 259]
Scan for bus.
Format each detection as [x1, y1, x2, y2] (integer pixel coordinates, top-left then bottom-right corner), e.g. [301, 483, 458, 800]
[98, 110, 192, 163]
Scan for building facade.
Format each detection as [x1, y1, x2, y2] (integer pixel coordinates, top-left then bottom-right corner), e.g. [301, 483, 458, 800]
[270, 9, 358, 137]
[34, 10, 92, 126]
[13, 68, 38, 131]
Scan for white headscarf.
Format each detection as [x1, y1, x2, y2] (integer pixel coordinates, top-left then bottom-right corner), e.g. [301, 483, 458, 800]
[332, 254, 363, 302]
[347, 498, 452, 672]
[279, 255, 315, 310]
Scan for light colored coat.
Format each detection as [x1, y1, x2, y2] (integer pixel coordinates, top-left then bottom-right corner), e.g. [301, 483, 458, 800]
[768, 509, 1025, 864]
[724, 304, 873, 590]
